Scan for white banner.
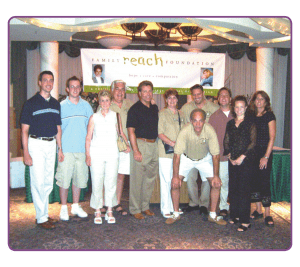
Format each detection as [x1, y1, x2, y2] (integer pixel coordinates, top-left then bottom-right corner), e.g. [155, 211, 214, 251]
[81, 48, 225, 95]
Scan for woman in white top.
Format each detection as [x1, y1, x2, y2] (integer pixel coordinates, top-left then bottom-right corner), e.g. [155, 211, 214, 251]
[86, 90, 130, 224]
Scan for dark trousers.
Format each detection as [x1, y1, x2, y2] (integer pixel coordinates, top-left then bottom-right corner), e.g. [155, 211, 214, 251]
[251, 146, 273, 207]
[229, 158, 253, 224]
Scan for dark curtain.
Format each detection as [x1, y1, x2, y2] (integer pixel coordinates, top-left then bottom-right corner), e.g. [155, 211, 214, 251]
[10, 42, 28, 128]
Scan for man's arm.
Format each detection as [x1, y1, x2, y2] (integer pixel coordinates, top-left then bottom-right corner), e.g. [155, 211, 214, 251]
[21, 124, 32, 166]
[56, 125, 64, 162]
[128, 127, 142, 162]
[85, 115, 94, 166]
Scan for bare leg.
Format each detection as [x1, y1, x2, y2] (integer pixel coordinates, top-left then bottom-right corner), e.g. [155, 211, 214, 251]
[207, 177, 221, 213]
[72, 184, 81, 204]
[256, 202, 263, 213]
[116, 173, 125, 204]
[59, 187, 68, 205]
[171, 176, 184, 212]
[100, 187, 106, 217]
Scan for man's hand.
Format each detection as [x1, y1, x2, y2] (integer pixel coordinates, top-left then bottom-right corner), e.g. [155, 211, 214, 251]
[58, 149, 64, 162]
[211, 175, 222, 188]
[24, 152, 33, 166]
[85, 155, 91, 166]
[133, 150, 143, 162]
[171, 176, 182, 189]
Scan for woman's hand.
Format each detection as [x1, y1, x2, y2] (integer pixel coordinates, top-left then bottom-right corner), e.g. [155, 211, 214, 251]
[235, 155, 246, 165]
[259, 157, 268, 169]
[124, 144, 131, 153]
[169, 140, 176, 147]
[228, 154, 236, 165]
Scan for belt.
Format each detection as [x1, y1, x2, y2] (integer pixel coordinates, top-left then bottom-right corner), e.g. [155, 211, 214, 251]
[183, 153, 201, 161]
[137, 138, 156, 143]
[30, 135, 55, 141]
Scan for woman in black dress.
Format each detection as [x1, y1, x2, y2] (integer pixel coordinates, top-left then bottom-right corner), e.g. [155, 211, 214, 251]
[248, 91, 276, 227]
[224, 95, 257, 232]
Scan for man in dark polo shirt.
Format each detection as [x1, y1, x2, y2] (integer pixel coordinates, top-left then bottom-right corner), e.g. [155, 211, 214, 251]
[20, 70, 62, 229]
[127, 80, 159, 219]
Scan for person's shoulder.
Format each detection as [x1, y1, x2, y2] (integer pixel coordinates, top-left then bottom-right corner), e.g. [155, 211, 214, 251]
[204, 122, 215, 132]
[159, 107, 167, 114]
[266, 110, 276, 120]
[151, 103, 159, 111]
[49, 96, 60, 107]
[209, 108, 221, 119]
[206, 100, 219, 110]
[124, 98, 134, 107]
[131, 100, 141, 108]
[80, 98, 93, 109]
[60, 98, 68, 106]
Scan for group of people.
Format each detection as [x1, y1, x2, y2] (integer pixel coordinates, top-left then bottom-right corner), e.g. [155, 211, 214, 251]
[21, 70, 276, 232]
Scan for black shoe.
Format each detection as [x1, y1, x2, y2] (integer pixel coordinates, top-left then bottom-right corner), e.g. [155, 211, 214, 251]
[199, 206, 208, 215]
[181, 205, 199, 212]
[219, 209, 228, 217]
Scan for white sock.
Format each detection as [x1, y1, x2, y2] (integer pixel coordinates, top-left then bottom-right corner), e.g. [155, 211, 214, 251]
[72, 203, 79, 208]
[210, 212, 216, 218]
[61, 205, 67, 210]
[173, 211, 180, 217]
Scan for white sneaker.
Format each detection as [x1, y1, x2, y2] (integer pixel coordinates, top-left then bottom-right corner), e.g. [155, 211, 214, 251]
[71, 204, 88, 218]
[60, 206, 69, 221]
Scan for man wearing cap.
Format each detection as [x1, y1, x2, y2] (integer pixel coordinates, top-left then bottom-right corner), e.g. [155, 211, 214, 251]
[166, 109, 226, 226]
[21, 70, 62, 229]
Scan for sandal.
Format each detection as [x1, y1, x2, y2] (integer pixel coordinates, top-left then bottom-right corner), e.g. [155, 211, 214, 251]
[265, 216, 274, 227]
[237, 224, 251, 232]
[94, 211, 102, 225]
[250, 210, 263, 219]
[105, 210, 116, 224]
[229, 218, 240, 224]
[113, 204, 127, 216]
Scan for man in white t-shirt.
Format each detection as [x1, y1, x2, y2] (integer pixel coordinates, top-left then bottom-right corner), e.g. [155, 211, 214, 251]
[209, 87, 233, 218]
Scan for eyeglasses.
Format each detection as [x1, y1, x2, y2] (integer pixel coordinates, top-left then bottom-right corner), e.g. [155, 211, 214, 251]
[69, 85, 81, 89]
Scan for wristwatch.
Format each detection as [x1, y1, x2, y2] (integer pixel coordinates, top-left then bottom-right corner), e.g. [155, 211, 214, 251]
[264, 156, 269, 159]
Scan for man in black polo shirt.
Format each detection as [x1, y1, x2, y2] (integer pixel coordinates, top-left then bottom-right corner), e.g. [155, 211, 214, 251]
[127, 80, 159, 219]
[20, 70, 62, 229]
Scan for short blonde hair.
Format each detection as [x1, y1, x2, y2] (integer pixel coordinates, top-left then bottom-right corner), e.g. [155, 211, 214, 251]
[98, 90, 112, 101]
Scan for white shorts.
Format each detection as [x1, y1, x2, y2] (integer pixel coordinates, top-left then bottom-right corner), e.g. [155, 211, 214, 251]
[118, 151, 130, 175]
[179, 153, 214, 182]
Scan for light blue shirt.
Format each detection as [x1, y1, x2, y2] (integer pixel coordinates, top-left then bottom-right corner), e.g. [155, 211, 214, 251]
[60, 96, 93, 153]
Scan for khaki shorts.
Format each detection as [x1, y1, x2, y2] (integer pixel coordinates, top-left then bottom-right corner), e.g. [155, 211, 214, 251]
[55, 153, 89, 189]
[180, 153, 213, 182]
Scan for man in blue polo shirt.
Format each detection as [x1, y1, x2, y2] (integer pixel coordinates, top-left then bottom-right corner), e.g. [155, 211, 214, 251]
[21, 70, 62, 229]
[55, 76, 93, 221]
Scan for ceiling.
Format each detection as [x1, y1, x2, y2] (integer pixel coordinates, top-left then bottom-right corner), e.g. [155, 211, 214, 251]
[9, 17, 291, 49]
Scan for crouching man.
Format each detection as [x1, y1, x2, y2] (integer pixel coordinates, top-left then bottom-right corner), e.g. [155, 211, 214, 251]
[166, 109, 226, 226]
